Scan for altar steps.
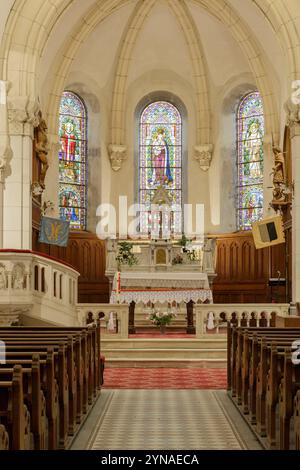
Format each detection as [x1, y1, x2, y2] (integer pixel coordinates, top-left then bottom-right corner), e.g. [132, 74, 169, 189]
[102, 336, 227, 366]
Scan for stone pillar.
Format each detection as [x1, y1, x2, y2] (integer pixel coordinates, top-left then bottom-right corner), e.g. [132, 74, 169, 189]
[290, 123, 300, 303]
[3, 97, 38, 249]
[0, 81, 12, 248]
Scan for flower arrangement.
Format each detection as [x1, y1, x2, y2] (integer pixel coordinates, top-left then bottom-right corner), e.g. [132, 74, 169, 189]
[172, 254, 183, 265]
[116, 242, 138, 267]
[147, 309, 177, 327]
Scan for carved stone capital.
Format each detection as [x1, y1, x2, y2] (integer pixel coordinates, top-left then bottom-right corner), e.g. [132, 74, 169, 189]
[194, 144, 213, 171]
[8, 96, 40, 135]
[284, 97, 300, 129]
[108, 144, 126, 171]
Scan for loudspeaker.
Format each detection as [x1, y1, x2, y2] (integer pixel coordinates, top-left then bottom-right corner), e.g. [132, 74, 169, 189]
[252, 215, 285, 249]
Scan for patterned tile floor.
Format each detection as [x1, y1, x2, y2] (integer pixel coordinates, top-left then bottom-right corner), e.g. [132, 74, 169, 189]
[103, 367, 227, 389]
[71, 390, 262, 450]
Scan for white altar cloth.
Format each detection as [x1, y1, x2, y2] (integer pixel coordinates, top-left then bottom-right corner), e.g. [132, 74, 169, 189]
[110, 271, 213, 304]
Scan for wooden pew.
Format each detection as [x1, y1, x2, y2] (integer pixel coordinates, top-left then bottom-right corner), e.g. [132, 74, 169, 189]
[294, 390, 300, 450]
[0, 355, 47, 449]
[0, 323, 101, 392]
[1, 353, 62, 449]
[0, 424, 9, 450]
[278, 349, 300, 450]
[0, 323, 102, 450]
[0, 334, 85, 423]
[228, 324, 300, 450]
[3, 347, 65, 448]
[0, 365, 31, 450]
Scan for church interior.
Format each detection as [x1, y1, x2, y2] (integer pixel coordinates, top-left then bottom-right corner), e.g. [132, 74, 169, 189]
[1, 0, 300, 454]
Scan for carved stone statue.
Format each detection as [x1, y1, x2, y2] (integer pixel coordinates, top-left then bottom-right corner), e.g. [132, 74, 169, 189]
[272, 146, 286, 202]
[35, 114, 49, 188]
[194, 144, 213, 171]
[202, 238, 216, 273]
[12, 265, 25, 290]
[106, 238, 118, 274]
[272, 146, 286, 185]
[108, 144, 126, 171]
[0, 267, 6, 290]
[284, 98, 300, 127]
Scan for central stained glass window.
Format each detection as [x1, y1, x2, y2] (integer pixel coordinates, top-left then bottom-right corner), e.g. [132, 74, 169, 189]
[237, 92, 264, 230]
[58, 91, 87, 230]
[139, 101, 182, 237]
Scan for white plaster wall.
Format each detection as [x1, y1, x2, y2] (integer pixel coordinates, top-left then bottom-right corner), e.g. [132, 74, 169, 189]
[127, 1, 194, 87]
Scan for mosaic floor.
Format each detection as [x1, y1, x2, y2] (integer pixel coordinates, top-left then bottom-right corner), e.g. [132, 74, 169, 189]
[71, 390, 262, 450]
[103, 367, 227, 389]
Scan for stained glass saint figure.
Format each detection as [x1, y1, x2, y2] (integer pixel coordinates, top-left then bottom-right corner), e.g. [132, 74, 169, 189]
[237, 92, 264, 230]
[60, 122, 76, 161]
[149, 128, 173, 186]
[58, 91, 87, 230]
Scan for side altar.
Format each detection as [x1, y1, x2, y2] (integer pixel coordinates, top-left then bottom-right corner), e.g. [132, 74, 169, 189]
[105, 238, 217, 334]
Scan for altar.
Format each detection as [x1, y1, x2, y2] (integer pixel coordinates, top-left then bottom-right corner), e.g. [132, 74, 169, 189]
[110, 271, 213, 334]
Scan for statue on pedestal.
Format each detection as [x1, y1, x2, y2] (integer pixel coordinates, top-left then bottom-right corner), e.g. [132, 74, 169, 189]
[0, 266, 6, 290]
[272, 146, 286, 203]
[35, 113, 49, 189]
[106, 238, 118, 274]
[202, 239, 216, 273]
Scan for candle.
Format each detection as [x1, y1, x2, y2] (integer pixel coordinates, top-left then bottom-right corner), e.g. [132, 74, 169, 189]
[116, 271, 121, 303]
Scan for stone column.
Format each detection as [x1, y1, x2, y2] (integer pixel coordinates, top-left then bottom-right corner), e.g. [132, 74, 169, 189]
[0, 81, 12, 248]
[290, 123, 300, 303]
[285, 98, 300, 304]
[3, 97, 39, 249]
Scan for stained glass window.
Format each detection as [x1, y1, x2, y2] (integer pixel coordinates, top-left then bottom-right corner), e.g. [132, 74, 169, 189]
[58, 91, 87, 230]
[139, 101, 182, 237]
[237, 92, 264, 230]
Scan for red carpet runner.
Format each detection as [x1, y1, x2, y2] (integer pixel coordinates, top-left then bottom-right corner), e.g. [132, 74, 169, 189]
[103, 368, 227, 390]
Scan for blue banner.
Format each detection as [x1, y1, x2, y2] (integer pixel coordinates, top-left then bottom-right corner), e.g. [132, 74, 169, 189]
[39, 217, 70, 247]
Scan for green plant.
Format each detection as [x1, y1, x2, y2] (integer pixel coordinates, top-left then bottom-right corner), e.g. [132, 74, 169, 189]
[177, 234, 191, 252]
[116, 242, 138, 267]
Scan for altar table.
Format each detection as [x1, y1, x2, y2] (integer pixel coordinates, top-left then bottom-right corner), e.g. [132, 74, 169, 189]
[110, 272, 213, 334]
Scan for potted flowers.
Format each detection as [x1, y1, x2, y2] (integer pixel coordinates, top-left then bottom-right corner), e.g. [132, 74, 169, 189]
[116, 242, 138, 269]
[147, 309, 177, 334]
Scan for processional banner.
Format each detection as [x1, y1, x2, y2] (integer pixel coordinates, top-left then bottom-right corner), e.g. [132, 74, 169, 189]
[39, 216, 70, 247]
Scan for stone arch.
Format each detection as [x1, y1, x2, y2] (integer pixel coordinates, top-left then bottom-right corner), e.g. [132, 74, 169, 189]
[252, 0, 300, 82]
[192, 0, 280, 141]
[109, 0, 212, 170]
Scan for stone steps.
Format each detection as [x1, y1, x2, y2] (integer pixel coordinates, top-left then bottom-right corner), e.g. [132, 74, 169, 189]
[102, 335, 227, 364]
[106, 358, 227, 368]
[104, 348, 227, 360]
[103, 338, 226, 349]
